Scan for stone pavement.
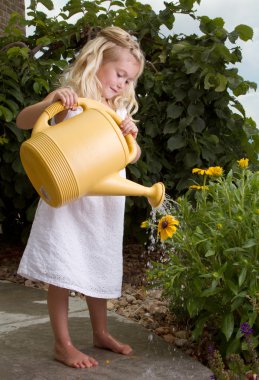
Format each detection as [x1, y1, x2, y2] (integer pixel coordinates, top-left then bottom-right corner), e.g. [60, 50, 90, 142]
[0, 280, 213, 379]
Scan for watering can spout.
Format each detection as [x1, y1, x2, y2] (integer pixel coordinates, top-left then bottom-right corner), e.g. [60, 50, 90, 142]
[147, 182, 166, 208]
[90, 174, 165, 209]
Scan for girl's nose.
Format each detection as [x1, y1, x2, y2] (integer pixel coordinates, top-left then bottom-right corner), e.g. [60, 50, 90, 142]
[117, 78, 126, 89]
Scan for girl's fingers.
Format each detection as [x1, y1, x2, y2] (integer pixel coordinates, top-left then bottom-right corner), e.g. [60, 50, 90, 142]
[54, 88, 78, 108]
[123, 127, 138, 138]
[120, 118, 138, 138]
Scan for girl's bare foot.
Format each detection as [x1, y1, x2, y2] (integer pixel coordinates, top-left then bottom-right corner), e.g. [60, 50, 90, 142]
[93, 332, 133, 355]
[54, 342, 98, 368]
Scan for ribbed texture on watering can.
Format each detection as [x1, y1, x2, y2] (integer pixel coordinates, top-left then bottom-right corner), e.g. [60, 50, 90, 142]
[22, 133, 79, 206]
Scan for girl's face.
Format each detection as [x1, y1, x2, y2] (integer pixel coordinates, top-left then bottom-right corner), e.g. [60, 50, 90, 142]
[97, 47, 141, 100]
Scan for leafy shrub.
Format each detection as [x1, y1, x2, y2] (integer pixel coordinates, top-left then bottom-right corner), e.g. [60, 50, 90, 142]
[144, 159, 259, 358]
[1, 0, 259, 243]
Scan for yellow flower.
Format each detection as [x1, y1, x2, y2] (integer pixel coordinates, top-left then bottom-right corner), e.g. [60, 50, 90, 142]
[237, 158, 249, 169]
[256, 209, 259, 214]
[140, 220, 149, 229]
[189, 185, 209, 190]
[192, 168, 207, 175]
[216, 223, 222, 230]
[206, 166, 223, 177]
[158, 215, 179, 241]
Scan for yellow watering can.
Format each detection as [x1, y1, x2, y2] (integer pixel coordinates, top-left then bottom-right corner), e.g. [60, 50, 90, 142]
[20, 98, 165, 208]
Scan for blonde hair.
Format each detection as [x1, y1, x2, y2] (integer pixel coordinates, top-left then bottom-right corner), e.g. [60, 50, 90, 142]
[60, 26, 145, 116]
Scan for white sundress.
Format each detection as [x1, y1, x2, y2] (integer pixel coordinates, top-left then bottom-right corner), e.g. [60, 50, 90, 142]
[17, 107, 126, 299]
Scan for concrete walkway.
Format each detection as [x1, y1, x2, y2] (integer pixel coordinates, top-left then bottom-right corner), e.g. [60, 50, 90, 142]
[0, 280, 213, 379]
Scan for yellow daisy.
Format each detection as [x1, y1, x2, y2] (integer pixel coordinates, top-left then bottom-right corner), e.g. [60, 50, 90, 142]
[237, 158, 249, 169]
[140, 220, 149, 229]
[206, 166, 223, 177]
[192, 168, 207, 175]
[158, 215, 179, 241]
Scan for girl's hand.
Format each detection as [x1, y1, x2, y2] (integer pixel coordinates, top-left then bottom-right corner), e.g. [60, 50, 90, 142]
[119, 116, 138, 139]
[45, 87, 78, 110]
[16, 87, 78, 130]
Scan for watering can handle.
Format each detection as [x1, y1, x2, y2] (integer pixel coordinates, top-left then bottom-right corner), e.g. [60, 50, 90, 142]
[102, 107, 138, 164]
[32, 98, 138, 163]
[32, 100, 69, 135]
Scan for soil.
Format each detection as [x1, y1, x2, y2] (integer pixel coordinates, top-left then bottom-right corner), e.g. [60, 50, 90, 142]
[0, 239, 208, 365]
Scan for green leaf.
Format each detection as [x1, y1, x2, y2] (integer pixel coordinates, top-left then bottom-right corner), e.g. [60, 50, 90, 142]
[183, 151, 200, 168]
[231, 297, 243, 312]
[167, 135, 186, 151]
[205, 249, 215, 257]
[187, 103, 204, 117]
[191, 117, 206, 133]
[179, 0, 196, 11]
[204, 73, 217, 90]
[6, 46, 28, 59]
[226, 337, 241, 356]
[0, 66, 18, 81]
[192, 316, 208, 340]
[215, 74, 228, 92]
[36, 36, 52, 46]
[187, 297, 204, 317]
[228, 30, 238, 44]
[167, 104, 184, 119]
[234, 24, 253, 41]
[226, 280, 238, 296]
[6, 123, 26, 142]
[5, 88, 24, 104]
[224, 247, 246, 253]
[184, 59, 199, 74]
[12, 158, 24, 174]
[128, 165, 141, 179]
[221, 313, 234, 341]
[200, 287, 221, 297]
[0, 106, 13, 122]
[238, 268, 247, 287]
[110, 1, 124, 6]
[38, 0, 54, 10]
[144, 120, 159, 138]
[242, 239, 257, 248]
[172, 88, 186, 101]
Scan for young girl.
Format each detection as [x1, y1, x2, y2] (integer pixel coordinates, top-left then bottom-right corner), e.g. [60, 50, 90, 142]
[16, 26, 145, 369]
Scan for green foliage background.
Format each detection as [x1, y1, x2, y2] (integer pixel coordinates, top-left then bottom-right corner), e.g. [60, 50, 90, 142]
[0, 0, 258, 243]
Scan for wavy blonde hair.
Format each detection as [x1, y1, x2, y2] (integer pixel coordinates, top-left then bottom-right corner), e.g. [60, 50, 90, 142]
[60, 26, 145, 116]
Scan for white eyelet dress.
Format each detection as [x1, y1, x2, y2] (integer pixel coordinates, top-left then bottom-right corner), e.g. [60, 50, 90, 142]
[17, 107, 126, 299]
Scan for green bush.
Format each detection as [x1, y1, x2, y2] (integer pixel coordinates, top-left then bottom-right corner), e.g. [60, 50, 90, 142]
[1, 0, 259, 243]
[145, 159, 259, 358]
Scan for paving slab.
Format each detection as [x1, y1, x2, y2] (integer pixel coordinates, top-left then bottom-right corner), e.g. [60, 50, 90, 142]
[0, 281, 213, 379]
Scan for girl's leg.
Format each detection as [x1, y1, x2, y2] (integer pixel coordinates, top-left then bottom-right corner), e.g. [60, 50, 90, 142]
[47, 285, 98, 368]
[86, 296, 132, 355]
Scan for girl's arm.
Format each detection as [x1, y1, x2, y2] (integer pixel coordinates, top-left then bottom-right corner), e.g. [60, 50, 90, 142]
[16, 88, 78, 130]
